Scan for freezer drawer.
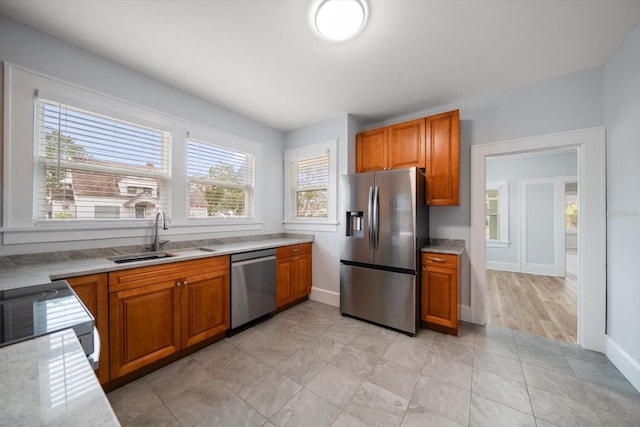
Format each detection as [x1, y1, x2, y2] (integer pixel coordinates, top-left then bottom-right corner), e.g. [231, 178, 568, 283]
[340, 263, 417, 335]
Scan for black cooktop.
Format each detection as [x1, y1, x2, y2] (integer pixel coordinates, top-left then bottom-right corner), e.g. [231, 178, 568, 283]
[0, 280, 94, 348]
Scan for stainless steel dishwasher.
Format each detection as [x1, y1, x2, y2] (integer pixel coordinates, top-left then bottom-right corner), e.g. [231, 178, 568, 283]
[230, 248, 277, 332]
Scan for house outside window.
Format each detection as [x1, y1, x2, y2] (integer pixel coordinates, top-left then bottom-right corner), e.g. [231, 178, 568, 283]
[35, 95, 171, 222]
[283, 139, 338, 232]
[485, 181, 509, 247]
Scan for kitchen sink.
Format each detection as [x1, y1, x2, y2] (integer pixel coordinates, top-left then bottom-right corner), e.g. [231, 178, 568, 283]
[108, 251, 177, 264]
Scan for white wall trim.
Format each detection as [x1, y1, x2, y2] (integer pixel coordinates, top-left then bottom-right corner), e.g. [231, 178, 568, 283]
[606, 336, 640, 393]
[470, 127, 606, 352]
[520, 263, 563, 276]
[309, 286, 340, 307]
[485, 261, 520, 272]
[459, 304, 472, 323]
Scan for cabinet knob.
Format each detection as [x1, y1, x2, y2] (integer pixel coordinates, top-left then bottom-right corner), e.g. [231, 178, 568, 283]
[183, 280, 188, 286]
[422, 266, 426, 271]
[429, 257, 446, 263]
[176, 281, 182, 287]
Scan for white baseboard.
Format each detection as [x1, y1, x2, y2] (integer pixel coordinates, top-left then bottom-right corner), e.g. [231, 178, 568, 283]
[520, 262, 562, 277]
[606, 336, 640, 393]
[459, 304, 472, 323]
[309, 287, 339, 307]
[485, 261, 520, 272]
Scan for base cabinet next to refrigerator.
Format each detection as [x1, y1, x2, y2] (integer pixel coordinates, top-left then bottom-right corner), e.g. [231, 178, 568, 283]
[421, 252, 459, 336]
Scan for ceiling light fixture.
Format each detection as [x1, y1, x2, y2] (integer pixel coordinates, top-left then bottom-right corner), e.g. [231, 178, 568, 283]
[311, 0, 368, 42]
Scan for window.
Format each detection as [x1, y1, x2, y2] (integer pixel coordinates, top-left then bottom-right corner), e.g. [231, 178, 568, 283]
[485, 181, 509, 247]
[187, 136, 255, 220]
[486, 189, 500, 240]
[565, 182, 578, 232]
[284, 139, 338, 231]
[35, 94, 171, 222]
[294, 155, 329, 218]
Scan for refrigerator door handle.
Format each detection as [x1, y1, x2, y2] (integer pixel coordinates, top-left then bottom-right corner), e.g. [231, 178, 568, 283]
[368, 185, 374, 249]
[372, 185, 380, 249]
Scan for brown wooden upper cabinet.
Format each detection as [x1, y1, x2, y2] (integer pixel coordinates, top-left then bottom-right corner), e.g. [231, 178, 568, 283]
[425, 109, 460, 206]
[356, 110, 459, 206]
[356, 118, 425, 173]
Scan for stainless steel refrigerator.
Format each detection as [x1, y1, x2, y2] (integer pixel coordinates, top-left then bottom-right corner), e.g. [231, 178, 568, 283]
[340, 167, 429, 335]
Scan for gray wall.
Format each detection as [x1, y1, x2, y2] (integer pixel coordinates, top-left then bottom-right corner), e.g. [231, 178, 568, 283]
[604, 23, 640, 377]
[485, 151, 578, 267]
[0, 15, 285, 255]
[367, 68, 603, 306]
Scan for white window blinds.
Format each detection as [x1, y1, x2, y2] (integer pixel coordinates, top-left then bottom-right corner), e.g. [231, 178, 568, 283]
[485, 188, 500, 240]
[35, 95, 171, 222]
[187, 137, 255, 219]
[294, 153, 329, 218]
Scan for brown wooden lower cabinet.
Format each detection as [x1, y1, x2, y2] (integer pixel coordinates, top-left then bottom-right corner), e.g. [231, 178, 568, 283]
[276, 243, 312, 308]
[421, 252, 459, 335]
[108, 256, 229, 379]
[65, 273, 110, 384]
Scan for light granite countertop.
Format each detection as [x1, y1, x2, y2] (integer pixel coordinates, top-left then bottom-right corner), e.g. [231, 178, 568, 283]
[0, 233, 314, 291]
[421, 238, 465, 255]
[0, 329, 120, 426]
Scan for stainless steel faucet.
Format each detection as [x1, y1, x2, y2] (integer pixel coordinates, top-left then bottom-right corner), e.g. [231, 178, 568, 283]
[153, 210, 169, 252]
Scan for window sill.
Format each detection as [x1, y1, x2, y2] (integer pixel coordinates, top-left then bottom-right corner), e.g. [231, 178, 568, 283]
[486, 240, 510, 248]
[283, 221, 338, 232]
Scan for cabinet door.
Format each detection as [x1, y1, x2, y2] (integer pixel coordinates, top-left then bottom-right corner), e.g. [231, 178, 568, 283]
[421, 265, 458, 332]
[181, 268, 230, 348]
[66, 274, 109, 384]
[356, 127, 388, 172]
[292, 251, 312, 300]
[276, 256, 294, 308]
[425, 110, 459, 206]
[388, 118, 425, 169]
[109, 281, 181, 379]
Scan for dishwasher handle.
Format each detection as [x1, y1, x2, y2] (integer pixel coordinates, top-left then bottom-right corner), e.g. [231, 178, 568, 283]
[231, 255, 276, 267]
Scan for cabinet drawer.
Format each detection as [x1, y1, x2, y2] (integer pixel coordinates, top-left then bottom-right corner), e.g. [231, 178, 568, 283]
[276, 243, 311, 258]
[422, 252, 458, 269]
[109, 256, 229, 293]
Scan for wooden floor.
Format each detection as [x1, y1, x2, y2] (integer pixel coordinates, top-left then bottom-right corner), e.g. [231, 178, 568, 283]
[486, 251, 578, 344]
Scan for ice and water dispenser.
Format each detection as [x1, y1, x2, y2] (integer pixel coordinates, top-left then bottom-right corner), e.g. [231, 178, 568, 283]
[345, 211, 364, 238]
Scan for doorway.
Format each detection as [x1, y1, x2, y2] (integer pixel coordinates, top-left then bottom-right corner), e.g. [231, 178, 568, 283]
[469, 127, 606, 351]
[484, 149, 578, 343]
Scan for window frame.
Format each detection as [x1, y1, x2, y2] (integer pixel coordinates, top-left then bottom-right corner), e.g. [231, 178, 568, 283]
[2, 63, 264, 246]
[485, 181, 510, 248]
[283, 139, 338, 232]
[185, 130, 260, 223]
[33, 92, 172, 224]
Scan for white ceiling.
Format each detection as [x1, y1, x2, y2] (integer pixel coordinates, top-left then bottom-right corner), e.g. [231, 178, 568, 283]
[1, 0, 639, 131]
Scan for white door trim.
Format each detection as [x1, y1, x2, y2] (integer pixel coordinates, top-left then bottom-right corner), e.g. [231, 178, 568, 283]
[519, 177, 566, 277]
[470, 127, 606, 351]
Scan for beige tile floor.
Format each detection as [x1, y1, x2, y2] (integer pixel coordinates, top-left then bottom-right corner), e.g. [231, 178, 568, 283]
[107, 301, 640, 426]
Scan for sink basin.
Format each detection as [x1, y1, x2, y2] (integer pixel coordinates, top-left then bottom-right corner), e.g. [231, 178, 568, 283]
[108, 251, 176, 264]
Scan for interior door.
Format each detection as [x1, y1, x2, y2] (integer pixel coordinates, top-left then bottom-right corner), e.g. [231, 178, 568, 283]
[519, 177, 566, 276]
